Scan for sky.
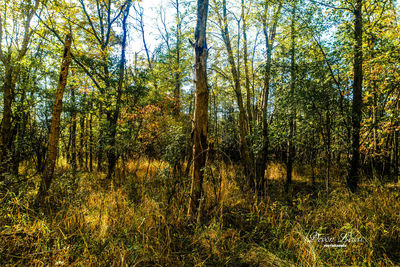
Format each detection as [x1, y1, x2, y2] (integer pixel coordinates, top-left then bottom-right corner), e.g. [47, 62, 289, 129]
[127, 0, 173, 57]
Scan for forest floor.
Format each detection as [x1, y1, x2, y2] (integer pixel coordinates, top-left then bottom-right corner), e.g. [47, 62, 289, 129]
[1, 159, 399, 266]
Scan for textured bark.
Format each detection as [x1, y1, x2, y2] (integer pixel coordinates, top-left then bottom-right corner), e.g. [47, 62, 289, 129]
[36, 34, 72, 202]
[188, 0, 209, 219]
[347, 0, 363, 193]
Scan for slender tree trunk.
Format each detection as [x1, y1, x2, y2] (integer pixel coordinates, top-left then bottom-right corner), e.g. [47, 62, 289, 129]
[71, 83, 77, 172]
[0, 66, 17, 180]
[106, 1, 130, 180]
[188, 0, 209, 219]
[89, 112, 93, 172]
[241, 0, 252, 126]
[348, 0, 363, 192]
[285, 1, 296, 193]
[79, 114, 85, 168]
[216, 0, 254, 188]
[36, 33, 72, 203]
[256, 2, 282, 193]
[174, 0, 182, 116]
[326, 106, 331, 192]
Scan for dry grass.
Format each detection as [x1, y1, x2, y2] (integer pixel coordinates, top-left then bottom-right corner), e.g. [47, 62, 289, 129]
[1, 159, 399, 266]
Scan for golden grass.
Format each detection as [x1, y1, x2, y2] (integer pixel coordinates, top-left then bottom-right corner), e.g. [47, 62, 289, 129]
[1, 159, 399, 266]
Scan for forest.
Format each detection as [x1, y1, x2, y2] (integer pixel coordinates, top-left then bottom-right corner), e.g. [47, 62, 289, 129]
[0, 0, 399, 265]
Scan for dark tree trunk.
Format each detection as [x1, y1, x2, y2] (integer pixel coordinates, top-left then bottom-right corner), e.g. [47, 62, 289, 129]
[89, 112, 93, 172]
[347, 0, 363, 192]
[256, 2, 282, 194]
[79, 114, 85, 169]
[285, 1, 296, 193]
[71, 83, 77, 172]
[106, 1, 130, 180]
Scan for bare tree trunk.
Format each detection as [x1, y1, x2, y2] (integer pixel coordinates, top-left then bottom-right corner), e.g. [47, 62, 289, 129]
[36, 33, 72, 203]
[285, 1, 296, 193]
[347, 0, 363, 192]
[188, 0, 209, 219]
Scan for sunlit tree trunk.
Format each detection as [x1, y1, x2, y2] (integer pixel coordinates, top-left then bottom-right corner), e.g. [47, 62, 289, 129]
[188, 0, 209, 220]
[36, 33, 72, 203]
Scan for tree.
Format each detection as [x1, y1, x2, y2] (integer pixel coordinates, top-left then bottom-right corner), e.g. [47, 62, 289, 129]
[213, 0, 255, 189]
[347, 0, 363, 192]
[0, 0, 40, 180]
[285, 0, 297, 193]
[188, 0, 209, 220]
[36, 33, 72, 203]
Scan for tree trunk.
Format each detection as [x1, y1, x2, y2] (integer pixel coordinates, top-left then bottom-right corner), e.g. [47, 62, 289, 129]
[79, 114, 85, 168]
[174, 0, 182, 116]
[0, 66, 18, 180]
[256, 2, 282, 193]
[188, 0, 209, 219]
[347, 0, 363, 192]
[71, 83, 77, 172]
[217, 0, 254, 188]
[89, 112, 93, 172]
[241, 0, 252, 126]
[106, 1, 130, 180]
[36, 33, 72, 203]
[285, 1, 296, 193]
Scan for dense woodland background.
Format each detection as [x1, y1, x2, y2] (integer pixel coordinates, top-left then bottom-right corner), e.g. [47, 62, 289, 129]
[0, 0, 399, 265]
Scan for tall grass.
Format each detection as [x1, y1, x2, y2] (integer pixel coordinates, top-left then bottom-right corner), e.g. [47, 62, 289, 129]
[0, 159, 399, 266]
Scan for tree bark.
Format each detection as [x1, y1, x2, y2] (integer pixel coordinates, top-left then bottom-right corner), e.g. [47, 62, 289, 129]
[188, 0, 209, 219]
[347, 0, 363, 192]
[36, 33, 72, 203]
